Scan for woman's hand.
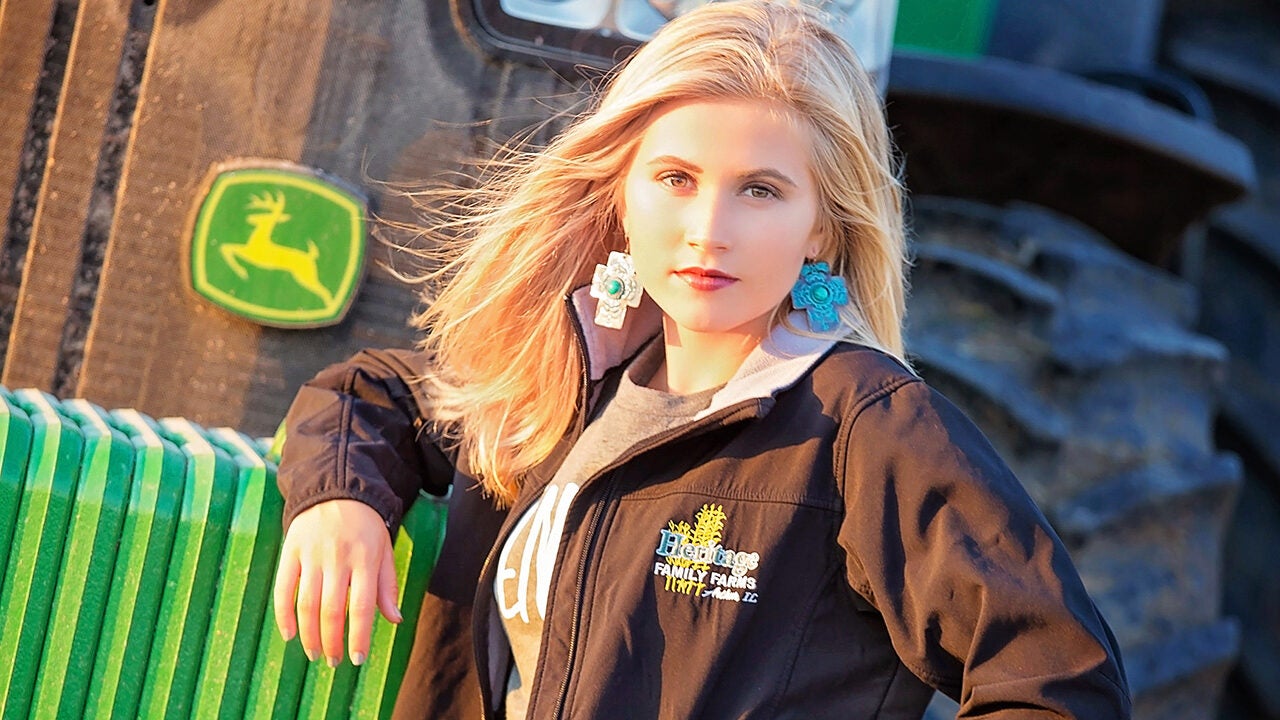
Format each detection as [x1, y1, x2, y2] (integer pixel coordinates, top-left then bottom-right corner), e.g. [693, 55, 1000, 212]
[273, 499, 404, 666]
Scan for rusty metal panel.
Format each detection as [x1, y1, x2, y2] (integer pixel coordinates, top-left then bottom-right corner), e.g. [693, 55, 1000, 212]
[0, 0, 570, 435]
[77, 0, 334, 426]
[0, 0, 57, 241]
[3, 0, 131, 392]
[0, 0, 59, 345]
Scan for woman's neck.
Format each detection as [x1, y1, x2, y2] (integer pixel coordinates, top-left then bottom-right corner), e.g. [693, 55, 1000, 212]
[649, 319, 764, 394]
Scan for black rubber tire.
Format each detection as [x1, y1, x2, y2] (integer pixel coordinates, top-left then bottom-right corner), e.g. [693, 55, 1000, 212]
[1162, 4, 1280, 716]
[908, 196, 1241, 720]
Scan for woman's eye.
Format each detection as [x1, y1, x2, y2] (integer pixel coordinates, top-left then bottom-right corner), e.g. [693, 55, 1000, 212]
[745, 184, 778, 200]
[659, 171, 691, 189]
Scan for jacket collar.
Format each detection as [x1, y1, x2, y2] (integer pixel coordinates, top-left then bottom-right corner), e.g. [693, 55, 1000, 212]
[569, 286, 840, 420]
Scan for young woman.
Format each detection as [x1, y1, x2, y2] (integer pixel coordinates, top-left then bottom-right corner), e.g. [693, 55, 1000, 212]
[273, 2, 1132, 718]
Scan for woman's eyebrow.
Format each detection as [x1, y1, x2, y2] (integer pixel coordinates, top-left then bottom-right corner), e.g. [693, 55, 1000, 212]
[740, 168, 798, 188]
[646, 155, 701, 172]
[645, 156, 799, 188]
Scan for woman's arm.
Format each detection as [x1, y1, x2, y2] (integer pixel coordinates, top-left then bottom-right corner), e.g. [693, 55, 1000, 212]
[837, 379, 1132, 718]
[278, 347, 453, 529]
[273, 348, 454, 668]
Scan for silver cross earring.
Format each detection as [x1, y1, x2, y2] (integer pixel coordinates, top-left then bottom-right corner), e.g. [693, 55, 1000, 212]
[590, 251, 643, 329]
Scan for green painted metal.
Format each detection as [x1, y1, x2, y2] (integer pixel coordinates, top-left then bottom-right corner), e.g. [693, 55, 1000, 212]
[242, 422, 308, 720]
[191, 427, 285, 720]
[85, 409, 187, 720]
[265, 420, 287, 464]
[0, 395, 451, 718]
[31, 400, 136, 720]
[351, 490, 449, 720]
[299, 659, 359, 720]
[894, 0, 996, 57]
[243, 620, 309, 720]
[0, 390, 84, 720]
[0, 388, 33, 597]
[137, 418, 238, 719]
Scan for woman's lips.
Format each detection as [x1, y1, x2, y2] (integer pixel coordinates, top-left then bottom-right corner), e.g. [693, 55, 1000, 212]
[674, 267, 738, 291]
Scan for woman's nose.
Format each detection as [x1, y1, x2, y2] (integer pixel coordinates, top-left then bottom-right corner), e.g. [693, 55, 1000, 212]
[683, 193, 732, 251]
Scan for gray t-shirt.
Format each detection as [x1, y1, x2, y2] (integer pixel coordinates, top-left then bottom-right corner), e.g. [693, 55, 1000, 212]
[494, 340, 720, 720]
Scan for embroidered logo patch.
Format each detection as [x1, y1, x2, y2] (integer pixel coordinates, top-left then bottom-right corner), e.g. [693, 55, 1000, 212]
[653, 503, 761, 604]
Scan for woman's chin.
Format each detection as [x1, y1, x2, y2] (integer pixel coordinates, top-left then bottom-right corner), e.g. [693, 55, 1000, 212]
[659, 311, 774, 341]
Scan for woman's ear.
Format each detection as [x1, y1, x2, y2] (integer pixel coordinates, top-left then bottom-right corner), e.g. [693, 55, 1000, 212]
[806, 217, 828, 260]
[609, 177, 630, 241]
[806, 235, 824, 262]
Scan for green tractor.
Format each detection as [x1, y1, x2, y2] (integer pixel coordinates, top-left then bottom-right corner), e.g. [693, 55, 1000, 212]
[0, 0, 1275, 717]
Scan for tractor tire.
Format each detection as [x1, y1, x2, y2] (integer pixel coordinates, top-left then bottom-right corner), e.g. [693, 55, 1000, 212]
[907, 196, 1240, 720]
[1163, 4, 1280, 716]
[1197, 204, 1280, 720]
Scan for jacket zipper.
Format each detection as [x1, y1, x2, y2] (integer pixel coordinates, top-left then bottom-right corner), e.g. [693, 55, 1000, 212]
[546, 399, 767, 720]
[550, 472, 617, 719]
[477, 296, 773, 718]
[474, 297, 597, 718]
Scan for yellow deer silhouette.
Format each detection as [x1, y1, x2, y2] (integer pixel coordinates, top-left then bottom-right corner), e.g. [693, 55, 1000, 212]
[220, 191, 335, 306]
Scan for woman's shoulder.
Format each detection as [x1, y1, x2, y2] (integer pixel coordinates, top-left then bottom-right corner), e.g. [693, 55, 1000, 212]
[815, 343, 1010, 476]
[807, 341, 923, 407]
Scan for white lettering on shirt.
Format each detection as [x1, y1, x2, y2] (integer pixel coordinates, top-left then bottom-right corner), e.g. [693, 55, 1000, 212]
[496, 482, 580, 622]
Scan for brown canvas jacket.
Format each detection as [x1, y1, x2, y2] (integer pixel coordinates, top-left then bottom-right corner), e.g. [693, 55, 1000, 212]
[278, 291, 1131, 719]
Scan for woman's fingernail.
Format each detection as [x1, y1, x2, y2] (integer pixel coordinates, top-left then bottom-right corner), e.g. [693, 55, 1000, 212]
[393, 607, 404, 623]
[280, 626, 295, 642]
[327, 656, 340, 668]
[351, 652, 366, 666]
[304, 647, 318, 662]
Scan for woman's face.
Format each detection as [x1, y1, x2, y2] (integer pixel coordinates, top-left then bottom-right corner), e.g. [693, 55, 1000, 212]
[620, 98, 824, 341]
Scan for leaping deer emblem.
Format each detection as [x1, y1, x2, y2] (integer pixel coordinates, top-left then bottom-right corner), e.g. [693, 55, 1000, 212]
[220, 191, 335, 306]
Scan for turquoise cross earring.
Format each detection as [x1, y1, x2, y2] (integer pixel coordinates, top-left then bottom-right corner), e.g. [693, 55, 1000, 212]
[590, 251, 643, 329]
[791, 261, 848, 332]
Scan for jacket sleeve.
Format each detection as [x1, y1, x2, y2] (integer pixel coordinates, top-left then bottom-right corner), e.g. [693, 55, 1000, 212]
[836, 378, 1132, 718]
[277, 347, 456, 533]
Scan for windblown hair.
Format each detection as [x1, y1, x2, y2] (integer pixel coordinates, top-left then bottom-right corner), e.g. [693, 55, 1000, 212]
[414, 0, 907, 505]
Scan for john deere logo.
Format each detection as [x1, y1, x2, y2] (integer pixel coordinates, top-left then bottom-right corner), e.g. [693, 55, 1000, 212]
[190, 164, 366, 327]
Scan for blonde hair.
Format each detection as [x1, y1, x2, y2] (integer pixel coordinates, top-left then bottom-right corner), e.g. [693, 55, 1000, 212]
[414, 0, 907, 504]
